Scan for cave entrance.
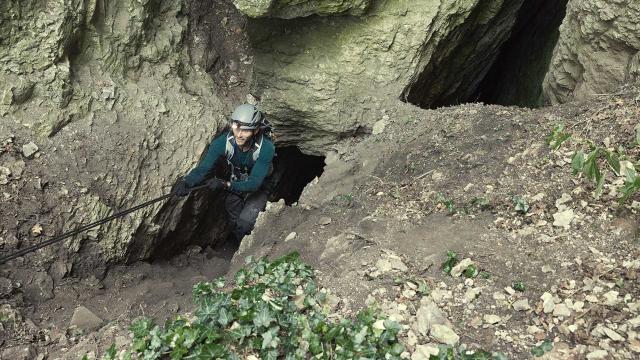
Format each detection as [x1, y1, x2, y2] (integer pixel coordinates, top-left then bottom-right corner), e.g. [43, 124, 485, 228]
[132, 145, 324, 262]
[403, 0, 568, 109]
[472, 0, 568, 107]
[269, 146, 326, 205]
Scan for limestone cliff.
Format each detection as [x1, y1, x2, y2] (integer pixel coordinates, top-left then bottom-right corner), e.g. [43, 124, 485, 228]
[544, 0, 640, 103]
[242, 0, 538, 154]
[0, 0, 227, 270]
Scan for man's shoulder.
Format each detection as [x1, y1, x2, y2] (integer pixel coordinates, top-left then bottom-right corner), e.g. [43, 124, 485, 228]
[261, 136, 275, 153]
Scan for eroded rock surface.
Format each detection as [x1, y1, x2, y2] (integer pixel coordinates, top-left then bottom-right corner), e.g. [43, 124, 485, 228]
[544, 0, 640, 103]
[248, 0, 534, 154]
[0, 0, 228, 268]
[233, 0, 372, 18]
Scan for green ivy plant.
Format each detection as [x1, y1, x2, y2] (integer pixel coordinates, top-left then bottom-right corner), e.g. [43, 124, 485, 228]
[100, 252, 404, 359]
[547, 124, 640, 204]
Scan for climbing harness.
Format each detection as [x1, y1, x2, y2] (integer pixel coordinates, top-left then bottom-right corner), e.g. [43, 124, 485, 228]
[0, 184, 208, 265]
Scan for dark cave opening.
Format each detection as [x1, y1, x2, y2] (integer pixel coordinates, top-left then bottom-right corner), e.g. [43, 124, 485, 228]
[134, 145, 324, 261]
[269, 146, 326, 205]
[471, 0, 568, 107]
[403, 0, 568, 109]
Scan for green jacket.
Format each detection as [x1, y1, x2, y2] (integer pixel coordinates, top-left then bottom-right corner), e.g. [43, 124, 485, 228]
[184, 132, 275, 193]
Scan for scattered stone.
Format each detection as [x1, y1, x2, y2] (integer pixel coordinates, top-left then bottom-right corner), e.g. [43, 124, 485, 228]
[430, 324, 459, 345]
[416, 298, 450, 336]
[411, 344, 439, 360]
[541, 265, 553, 273]
[603, 290, 620, 306]
[553, 209, 574, 228]
[464, 287, 482, 303]
[513, 299, 531, 311]
[1, 345, 36, 360]
[49, 260, 71, 280]
[34, 272, 54, 300]
[375, 257, 407, 273]
[0, 166, 11, 184]
[586, 349, 608, 359]
[0, 277, 13, 296]
[70, 306, 103, 331]
[602, 327, 624, 341]
[372, 117, 388, 135]
[541, 292, 555, 313]
[483, 314, 501, 324]
[318, 216, 332, 226]
[553, 303, 571, 317]
[450, 258, 474, 277]
[493, 291, 506, 301]
[284, 232, 297, 242]
[22, 142, 39, 158]
[31, 223, 43, 236]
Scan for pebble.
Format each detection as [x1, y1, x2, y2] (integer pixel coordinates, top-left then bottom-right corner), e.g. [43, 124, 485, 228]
[513, 299, 531, 311]
[284, 232, 297, 242]
[483, 314, 501, 324]
[22, 142, 39, 158]
[318, 216, 332, 225]
[430, 324, 459, 345]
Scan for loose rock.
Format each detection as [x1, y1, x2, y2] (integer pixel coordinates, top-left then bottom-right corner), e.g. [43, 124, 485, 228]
[21, 142, 39, 158]
[70, 306, 103, 331]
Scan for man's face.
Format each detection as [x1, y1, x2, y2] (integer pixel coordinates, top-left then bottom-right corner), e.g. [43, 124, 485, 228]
[232, 124, 255, 147]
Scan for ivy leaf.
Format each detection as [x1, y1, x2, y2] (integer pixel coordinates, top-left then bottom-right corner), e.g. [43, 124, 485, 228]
[441, 251, 459, 275]
[513, 196, 529, 214]
[546, 124, 571, 150]
[463, 264, 479, 278]
[635, 124, 640, 146]
[102, 344, 117, 360]
[253, 304, 274, 328]
[218, 307, 232, 326]
[513, 281, 526, 292]
[130, 318, 154, 338]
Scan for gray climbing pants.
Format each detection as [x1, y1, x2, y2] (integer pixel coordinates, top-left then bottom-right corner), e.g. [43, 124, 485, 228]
[225, 190, 268, 241]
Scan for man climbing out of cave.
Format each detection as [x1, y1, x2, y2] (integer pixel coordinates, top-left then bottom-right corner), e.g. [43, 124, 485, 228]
[174, 104, 275, 246]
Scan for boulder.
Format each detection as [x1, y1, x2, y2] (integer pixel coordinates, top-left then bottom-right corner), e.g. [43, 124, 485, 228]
[544, 0, 640, 103]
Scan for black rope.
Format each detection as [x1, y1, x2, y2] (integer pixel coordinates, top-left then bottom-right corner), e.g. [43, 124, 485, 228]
[0, 184, 208, 265]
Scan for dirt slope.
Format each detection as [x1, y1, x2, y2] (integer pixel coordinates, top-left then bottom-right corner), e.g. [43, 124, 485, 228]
[235, 88, 640, 358]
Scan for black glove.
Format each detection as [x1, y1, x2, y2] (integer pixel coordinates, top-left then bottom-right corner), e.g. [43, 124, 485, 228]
[205, 178, 225, 191]
[174, 181, 190, 197]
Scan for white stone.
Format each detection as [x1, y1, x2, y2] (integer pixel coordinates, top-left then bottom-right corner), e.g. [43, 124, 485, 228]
[411, 344, 439, 360]
[430, 324, 459, 345]
[284, 232, 297, 242]
[586, 349, 608, 360]
[483, 314, 501, 324]
[553, 209, 574, 227]
[450, 258, 474, 277]
[513, 299, 531, 311]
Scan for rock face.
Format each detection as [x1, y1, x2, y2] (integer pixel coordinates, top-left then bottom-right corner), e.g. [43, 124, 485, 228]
[247, 0, 538, 154]
[233, 0, 371, 18]
[0, 0, 228, 267]
[544, 0, 640, 103]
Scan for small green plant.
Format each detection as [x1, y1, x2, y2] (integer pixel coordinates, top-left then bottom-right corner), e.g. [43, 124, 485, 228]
[463, 264, 479, 278]
[548, 124, 640, 204]
[441, 251, 459, 275]
[546, 124, 572, 150]
[111, 252, 404, 359]
[513, 196, 529, 214]
[470, 196, 492, 210]
[513, 281, 526, 292]
[429, 344, 507, 359]
[334, 193, 354, 206]
[530, 339, 554, 357]
[436, 193, 456, 214]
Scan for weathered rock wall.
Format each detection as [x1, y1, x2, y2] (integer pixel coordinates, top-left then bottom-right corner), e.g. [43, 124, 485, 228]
[243, 0, 531, 154]
[0, 0, 228, 271]
[543, 0, 640, 103]
[232, 0, 372, 18]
